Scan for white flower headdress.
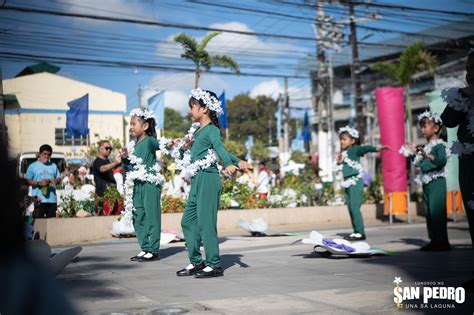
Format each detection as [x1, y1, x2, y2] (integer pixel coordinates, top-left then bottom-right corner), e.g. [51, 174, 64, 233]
[189, 88, 223, 116]
[418, 110, 442, 125]
[338, 126, 359, 139]
[130, 108, 156, 120]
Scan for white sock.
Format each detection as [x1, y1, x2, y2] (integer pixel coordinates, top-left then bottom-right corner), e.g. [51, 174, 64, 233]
[143, 252, 153, 259]
[349, 233, 357, 237]
[137, 251, 146, 257]
[202, 266, 213, 272]
[185, 264, 194, 270]
[353, 233, 362, 238]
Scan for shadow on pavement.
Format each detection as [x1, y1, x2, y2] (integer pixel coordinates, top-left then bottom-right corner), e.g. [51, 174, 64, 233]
[221, 254, 250, 270]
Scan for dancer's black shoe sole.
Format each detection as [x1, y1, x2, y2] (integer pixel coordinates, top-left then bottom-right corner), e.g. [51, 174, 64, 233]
[194, 267, 224, 278]
[138, 253, 160, 262]
[177, 262, 206, 276]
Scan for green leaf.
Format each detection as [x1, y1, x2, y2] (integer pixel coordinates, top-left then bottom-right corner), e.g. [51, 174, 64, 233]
[197, 31, 221, 52]
[212, 55, 240, 73]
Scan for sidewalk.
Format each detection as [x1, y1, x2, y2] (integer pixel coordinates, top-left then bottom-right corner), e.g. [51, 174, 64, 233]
[58, 221, 474, 314]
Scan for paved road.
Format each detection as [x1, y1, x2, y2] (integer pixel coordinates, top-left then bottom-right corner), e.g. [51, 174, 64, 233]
[58, 221, 474, 314]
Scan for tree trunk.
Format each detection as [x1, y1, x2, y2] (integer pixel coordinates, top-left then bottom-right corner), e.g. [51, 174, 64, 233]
[195, 67, 200, 88]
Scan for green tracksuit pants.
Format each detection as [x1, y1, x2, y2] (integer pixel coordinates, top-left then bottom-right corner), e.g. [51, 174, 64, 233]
[181, 171, 222, 268]
[132, 181, 162, 253]
[344, 178, 365, 235]
[423, 177, 449, 244]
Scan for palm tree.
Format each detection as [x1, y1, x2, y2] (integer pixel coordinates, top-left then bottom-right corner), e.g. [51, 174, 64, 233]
[372, 42, 437, 142]
[173, 32, 240, 88]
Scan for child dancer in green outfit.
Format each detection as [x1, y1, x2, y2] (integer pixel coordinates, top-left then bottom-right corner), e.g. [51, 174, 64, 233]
[400, 111, 451, 251]
[121, 108, 163, 262]
[174, 89, 250, 278]
[337, 126, 386, 241]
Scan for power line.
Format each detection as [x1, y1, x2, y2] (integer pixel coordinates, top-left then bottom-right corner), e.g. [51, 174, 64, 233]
[0, 4, 411, 48]
[0, 52, 310, 79]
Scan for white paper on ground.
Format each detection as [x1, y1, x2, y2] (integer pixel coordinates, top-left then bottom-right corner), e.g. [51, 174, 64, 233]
[302, 230, 387, 256]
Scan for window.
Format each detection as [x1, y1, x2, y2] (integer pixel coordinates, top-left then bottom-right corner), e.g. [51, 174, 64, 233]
[55, 128, 90, 146]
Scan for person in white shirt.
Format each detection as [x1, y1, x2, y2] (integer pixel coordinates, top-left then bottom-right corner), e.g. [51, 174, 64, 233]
[256, 162, 271, 200]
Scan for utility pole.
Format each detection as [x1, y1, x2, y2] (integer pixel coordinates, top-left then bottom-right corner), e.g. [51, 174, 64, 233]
[137, 84, 143, 108]
[283, 77, 290, 153]
[312, 1, 332, 182]
[349, 1, 365, 141]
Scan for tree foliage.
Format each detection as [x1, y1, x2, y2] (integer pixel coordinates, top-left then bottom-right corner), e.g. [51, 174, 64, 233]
[163, 107, 191, 138]
[174, 32, 240, 87]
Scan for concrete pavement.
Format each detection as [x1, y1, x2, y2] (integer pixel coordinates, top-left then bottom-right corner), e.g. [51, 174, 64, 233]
[57, 221, 474, 314]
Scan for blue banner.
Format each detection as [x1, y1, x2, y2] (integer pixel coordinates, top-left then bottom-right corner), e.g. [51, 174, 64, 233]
[275, 104, 282, 140]
[303, 110, 311, 141]
[147, 90, 165, 130]
[66, 93, 89, 137]
[245, 135, 254, 161]
[218, 91, 228, 129]
[291, 128, 305, 152]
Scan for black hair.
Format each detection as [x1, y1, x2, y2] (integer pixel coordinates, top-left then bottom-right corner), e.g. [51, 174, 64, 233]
[339, 131, 361, 145]
[135, 116, 157, 137]
[419, 117, 447, 141]
[39, 144, 53, 153]
[188, 90, 221, 129]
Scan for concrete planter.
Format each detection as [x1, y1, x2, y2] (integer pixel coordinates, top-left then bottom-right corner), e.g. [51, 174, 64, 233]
[35, 203, 423, 246]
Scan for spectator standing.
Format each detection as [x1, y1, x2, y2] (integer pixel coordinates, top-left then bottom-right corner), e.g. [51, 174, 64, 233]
[92, 140, 121, 197]
[25, 144, 61, 218]
[257, 162, 271, 200]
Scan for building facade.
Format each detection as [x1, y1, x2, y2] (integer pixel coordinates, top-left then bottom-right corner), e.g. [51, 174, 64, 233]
[3, 65, 127, 158]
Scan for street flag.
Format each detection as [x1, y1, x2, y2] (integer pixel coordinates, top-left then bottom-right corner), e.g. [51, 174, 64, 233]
[66, 93, 89, 137]
[245, 135, 254, 162]
[218, 91, 228, 129]
[303, 110, 311, 141]
[274, 104, 282, 140]
[147, 90, 165, 130]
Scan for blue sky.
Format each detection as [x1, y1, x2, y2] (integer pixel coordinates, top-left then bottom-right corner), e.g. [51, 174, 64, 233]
[1, 0, 473, 117]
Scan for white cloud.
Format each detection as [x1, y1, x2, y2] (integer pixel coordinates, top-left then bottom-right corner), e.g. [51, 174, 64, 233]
[56, 0, 147, 24]
[145, 73, 228, 115]
[157, 22, 299, 62]
[250, 79, 282, 99]
[250, 79, 312, 118]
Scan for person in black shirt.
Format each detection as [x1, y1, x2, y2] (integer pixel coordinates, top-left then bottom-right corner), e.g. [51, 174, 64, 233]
[92, 140, 121, 197]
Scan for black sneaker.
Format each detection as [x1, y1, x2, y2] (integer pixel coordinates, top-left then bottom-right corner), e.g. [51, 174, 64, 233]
[130, 251, 146, 261]
[194, 266, 224, 278]
[429, 242, 451, 252]
[138, 252, 160, 262]
[176, 261, 206, 277]
[344, 233, 366, 241]
[420, 242, 433, 251]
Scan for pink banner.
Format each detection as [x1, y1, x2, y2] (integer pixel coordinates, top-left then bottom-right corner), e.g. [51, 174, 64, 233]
[375, 87, 407, 192]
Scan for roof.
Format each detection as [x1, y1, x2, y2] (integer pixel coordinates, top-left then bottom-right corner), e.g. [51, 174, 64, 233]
[15, 62, 61, 77]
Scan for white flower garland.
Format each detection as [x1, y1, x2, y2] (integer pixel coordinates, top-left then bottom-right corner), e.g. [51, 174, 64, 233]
[338, 151, 364, 188]
[160, 123, 219, 180]
[189, 88, 223, 116]
[130, 107, 156, 120]
[441, 88, 474, 138]
[123, 140, 165, 215]
[411, 139, 450, 185]
[398, 145, 414, 157]
[418, 110, 442, 125]
[338, 125, 359, 139]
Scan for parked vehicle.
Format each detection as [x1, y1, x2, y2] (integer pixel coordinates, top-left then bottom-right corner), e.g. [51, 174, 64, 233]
[17, 152, 68, 178]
